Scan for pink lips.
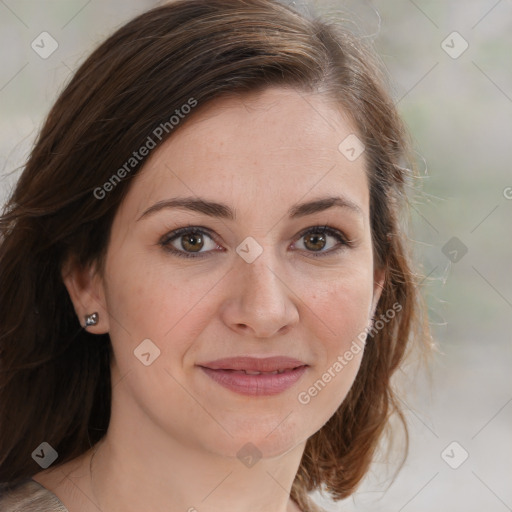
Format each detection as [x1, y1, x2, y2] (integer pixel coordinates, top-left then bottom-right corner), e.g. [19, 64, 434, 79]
[197, 356, 309, 396]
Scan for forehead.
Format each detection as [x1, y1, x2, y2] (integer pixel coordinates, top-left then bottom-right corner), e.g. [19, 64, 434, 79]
[123, 87, 369, 221]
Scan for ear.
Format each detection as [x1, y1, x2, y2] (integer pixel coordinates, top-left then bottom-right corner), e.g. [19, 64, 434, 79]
[370, 266, 386, 319]
[61, 256, 110, 334]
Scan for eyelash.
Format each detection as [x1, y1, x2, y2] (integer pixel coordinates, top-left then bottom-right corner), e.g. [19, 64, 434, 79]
[158, 224, 353, 259]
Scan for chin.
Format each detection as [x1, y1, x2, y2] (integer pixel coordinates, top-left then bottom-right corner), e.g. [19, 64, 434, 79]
[203, 414, 313, 461]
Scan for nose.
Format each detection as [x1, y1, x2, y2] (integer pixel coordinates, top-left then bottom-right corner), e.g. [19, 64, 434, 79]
[220, 247, 300, 339]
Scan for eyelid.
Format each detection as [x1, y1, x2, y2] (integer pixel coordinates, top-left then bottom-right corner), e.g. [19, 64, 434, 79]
[158, 224, 221, 257]
[158, 224, 354, 259]
[295, 224, 350, 244]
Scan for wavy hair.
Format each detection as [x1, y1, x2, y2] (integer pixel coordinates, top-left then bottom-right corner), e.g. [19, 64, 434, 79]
[0, 1, 431, 510]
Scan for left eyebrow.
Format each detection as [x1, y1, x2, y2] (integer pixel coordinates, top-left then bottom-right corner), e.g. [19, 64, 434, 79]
[136, 195, 364, 222]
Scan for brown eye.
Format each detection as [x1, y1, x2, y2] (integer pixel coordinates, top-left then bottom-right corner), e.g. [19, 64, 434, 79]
[294, 226, 350, 257]
[180, 232, 204, 252]
[303, 232, 327, 252]
[160, 226, 219, 258]
[160, 224, 351, 260]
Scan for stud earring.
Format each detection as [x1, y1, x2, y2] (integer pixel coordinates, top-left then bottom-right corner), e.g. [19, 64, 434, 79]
[84, 312, 99, 327]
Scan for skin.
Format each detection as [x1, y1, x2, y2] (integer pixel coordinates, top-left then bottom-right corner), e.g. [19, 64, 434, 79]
[34, 87, 384, 512]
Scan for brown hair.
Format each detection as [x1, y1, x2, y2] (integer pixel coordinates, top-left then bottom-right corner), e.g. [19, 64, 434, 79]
[0, 1, 430, 510]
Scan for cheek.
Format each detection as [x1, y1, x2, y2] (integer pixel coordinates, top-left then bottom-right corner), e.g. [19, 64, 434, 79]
[103, 252, 219, 362]
[293, 266, 374, 411]
[300, 265, 374, 347]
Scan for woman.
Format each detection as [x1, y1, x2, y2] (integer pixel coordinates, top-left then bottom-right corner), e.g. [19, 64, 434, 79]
[0, 0, 431, 511]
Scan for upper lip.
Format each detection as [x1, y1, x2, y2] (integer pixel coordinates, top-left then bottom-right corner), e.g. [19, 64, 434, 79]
[197, 356, 308, 372]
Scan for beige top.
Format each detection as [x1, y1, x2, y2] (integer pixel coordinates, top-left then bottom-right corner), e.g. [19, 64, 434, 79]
[0, 478, 313, 512]
[0, 479, 69, 511]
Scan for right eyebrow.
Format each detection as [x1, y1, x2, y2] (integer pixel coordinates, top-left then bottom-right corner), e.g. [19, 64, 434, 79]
[137, 195, 364, 222]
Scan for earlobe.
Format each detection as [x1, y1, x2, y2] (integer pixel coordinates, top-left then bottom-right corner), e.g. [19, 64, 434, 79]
[61, 256, 110, 333]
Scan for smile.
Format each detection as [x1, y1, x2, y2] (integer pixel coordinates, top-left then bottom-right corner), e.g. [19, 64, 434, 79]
[198, 365, 309, 396]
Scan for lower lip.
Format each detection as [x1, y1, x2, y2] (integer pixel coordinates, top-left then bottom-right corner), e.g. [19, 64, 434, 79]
[199, 366, 308, 396]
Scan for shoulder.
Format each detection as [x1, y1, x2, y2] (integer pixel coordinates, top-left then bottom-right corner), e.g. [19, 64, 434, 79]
[0, 479, 69, 512]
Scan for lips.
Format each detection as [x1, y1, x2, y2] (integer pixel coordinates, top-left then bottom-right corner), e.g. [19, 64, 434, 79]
[197, 356, 307, 373]
[222, 368, 295, 375]
[197, 356, 309, 396]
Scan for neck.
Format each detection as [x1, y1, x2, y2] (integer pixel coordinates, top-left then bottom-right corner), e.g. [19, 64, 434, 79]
[84, 365, 306, 512]
[88, 421, 305, 512]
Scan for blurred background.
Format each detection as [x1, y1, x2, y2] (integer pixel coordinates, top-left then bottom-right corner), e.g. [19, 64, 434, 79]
[1, 1, 511, 510]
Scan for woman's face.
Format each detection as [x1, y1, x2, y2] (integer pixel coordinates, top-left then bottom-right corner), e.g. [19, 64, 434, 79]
[83, 87, 384, 459]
